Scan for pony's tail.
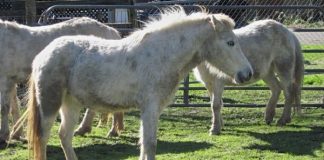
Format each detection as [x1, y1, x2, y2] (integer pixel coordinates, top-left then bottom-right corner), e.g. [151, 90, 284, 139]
[293, 36, 304, 115]
[26, 75, 42, 160]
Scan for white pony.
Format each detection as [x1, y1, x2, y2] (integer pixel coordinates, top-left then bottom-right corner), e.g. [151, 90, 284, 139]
[0, 17, 120, 143]
[194, 19, 304, 135]
[26, 7, 253, 160]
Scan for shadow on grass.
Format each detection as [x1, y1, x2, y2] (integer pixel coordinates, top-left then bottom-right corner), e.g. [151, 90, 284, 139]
[46, 139, 212, 160]
[126, 111, 211, 124]
[244, 126, 324, 157]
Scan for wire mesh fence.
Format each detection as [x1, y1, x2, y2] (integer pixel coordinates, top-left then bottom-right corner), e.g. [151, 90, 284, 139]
[37, 1, 324, 46]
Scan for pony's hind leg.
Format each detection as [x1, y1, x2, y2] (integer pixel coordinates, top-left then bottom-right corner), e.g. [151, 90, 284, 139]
[277, 78, 294, 126]
[59, 96, 81, 160]
[262, 72, 281, 125]
[39, 111, 58, 160]
[107, 112, 124, 137]
[74, 109, 95, 136]
[98, 112, 109, 127]
[0, 79, 15, 143]
[33, 82, 63, 160]
[10, 85, 23, 140]
[275, 60, 295, 126]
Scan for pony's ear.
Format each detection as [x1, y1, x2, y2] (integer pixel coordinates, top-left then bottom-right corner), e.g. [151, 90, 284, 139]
[208, 15, 224, 32]
[141, 31, 151, 41]
[211, 14, 235, 31]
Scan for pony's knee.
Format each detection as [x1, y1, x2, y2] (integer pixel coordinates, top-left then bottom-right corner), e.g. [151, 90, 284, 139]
[59, 127, 73, 144]
[212, 98, 222, 110]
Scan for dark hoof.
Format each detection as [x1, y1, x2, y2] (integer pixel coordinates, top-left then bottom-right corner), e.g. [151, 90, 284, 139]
[107, 131, 119, 137]
[209, 128, 221, 135]
[277, 117, 291, 126]
[265, 119, 273, 125]
[74, 127, 91, 136]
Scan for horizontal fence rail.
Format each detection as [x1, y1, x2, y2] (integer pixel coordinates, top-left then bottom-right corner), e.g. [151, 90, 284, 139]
[37, 3, 324, 109]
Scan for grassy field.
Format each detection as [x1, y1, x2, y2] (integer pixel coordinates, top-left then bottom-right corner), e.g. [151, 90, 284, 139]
[0, 45, 323, 159]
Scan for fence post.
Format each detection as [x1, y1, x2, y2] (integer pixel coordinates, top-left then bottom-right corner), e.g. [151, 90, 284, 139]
[183, 75, 190, 106]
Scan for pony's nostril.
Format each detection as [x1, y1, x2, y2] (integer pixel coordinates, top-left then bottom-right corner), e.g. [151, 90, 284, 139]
[236, 69, 252, 84]
[236, 71, 245, 83]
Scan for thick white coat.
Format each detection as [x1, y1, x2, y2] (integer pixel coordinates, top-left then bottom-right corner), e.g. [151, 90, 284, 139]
[194, 19, 304, 134]
[0, 17, 120, 142]
[28, 7, 253, 160]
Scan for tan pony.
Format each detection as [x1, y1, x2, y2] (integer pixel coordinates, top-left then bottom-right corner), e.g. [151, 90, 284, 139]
[25, 7, 252, 160]
[0, 17, 120, 143]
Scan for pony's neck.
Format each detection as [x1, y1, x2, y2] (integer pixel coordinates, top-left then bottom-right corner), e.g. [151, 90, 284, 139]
[141, 20, 209, 77]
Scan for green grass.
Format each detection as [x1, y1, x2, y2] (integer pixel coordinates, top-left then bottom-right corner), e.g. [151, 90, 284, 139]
[303, 45, 324, 86]
[1, 108, 323, 160]
[0, 45, 323, 159]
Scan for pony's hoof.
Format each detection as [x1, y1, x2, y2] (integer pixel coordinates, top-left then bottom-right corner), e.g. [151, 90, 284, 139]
[265, 118, 273, 125]
[74, 127, 91, 136]
[276, 117, 291, 126]
[209, 128, 221, 135]
[10, 131, 23, 141]
[9, 136, 27, 144]
[265, 111, 275, 125]
[107, 131, 119, 137]
[0, 139, 6, 145]
[11, 134, 22, 141]
[0, 132, 9, 144]
[265, 121, 272, 125]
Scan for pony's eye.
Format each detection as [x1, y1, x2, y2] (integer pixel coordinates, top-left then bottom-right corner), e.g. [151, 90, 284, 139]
[227, 41, 235, 47]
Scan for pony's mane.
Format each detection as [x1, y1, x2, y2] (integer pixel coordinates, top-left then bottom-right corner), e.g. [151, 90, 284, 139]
[143, 6, 209, 32]
[0, 19, 23, 30]
[125, 6, 210, 44]
[213, 13, 235, 30]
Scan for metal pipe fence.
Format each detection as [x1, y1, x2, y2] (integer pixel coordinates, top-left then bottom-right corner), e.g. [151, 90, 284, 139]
[34, 2, 324, 108]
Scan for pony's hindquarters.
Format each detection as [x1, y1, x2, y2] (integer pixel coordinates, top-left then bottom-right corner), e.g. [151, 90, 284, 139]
[27, 73, 63, 160]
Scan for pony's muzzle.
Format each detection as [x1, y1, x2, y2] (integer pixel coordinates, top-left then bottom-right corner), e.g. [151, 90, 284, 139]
[235, 67, 253, 84]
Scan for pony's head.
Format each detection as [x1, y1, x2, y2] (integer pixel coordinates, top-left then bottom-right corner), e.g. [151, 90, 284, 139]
[202, 14, 252, 84]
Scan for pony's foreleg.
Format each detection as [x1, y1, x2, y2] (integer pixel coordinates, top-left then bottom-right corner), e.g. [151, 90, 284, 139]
[263, 72, 281, 125]
[74, 109, 95, 136]
[0, 80, 15, 143]
[59, 98, 81, 160]
[139, 101, 160, 160]
[209, 81, 225, 135]
[107, 112, 124, 137]
[10, 86, 22, 140]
